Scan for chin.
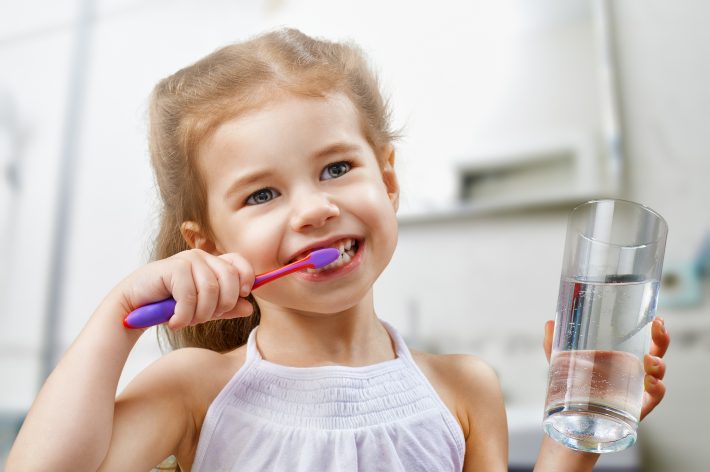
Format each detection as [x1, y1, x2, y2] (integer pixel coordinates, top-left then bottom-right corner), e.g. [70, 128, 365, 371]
[269, 286, 370, 316]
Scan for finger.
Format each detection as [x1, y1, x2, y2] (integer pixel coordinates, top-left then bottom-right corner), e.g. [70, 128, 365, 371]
[188, 255, 221, 325]
[167, 258, 199, 330]
[640, 376, 666, 421]
[543, 320, 554, 363]
[219, 253, 255, 298]
[649, 316, 670, 358]
[220, 297, 255, 319]
[203, 255, 242, 317]
[644, 354, 666, 381]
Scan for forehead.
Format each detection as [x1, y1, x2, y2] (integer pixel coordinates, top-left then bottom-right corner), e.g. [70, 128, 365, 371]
[197, 93, 372, 183]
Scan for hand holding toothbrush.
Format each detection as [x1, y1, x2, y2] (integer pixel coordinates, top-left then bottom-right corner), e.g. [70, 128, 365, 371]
[123, 248, 340, 329]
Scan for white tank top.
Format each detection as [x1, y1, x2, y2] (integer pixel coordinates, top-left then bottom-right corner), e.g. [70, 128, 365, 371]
[191, 320, 465, 471]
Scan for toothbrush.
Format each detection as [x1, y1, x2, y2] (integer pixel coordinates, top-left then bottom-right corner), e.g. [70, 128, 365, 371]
[123, 247, 341, 329]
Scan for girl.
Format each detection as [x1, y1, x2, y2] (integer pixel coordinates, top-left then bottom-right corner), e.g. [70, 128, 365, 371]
[6, 28, 669, 471]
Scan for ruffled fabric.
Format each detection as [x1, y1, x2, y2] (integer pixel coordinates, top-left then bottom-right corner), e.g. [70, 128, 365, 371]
[192, 321, 465, 472]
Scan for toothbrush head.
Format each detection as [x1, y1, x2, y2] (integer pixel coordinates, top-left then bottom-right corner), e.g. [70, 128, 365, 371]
[306, 247, 341, 268]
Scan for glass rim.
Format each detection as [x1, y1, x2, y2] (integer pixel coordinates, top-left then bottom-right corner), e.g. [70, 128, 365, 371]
[569, 199, 668, 247]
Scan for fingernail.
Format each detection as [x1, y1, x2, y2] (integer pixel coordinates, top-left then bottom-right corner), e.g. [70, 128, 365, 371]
[648, 375, 658, 385]
[241, 283, 251, 296]
[652, 356, 660, 367]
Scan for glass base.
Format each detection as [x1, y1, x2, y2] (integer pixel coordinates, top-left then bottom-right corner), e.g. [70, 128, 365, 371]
[543, 403, 638, 453]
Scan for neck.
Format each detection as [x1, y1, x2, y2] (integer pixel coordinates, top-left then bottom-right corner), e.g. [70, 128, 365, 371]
[253, 291, 396, 367]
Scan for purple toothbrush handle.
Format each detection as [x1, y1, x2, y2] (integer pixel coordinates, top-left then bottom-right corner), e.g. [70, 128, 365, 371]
[123, 298, 177, 329]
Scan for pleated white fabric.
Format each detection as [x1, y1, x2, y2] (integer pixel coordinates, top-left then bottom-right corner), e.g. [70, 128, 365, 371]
[191, 321, 465, 472]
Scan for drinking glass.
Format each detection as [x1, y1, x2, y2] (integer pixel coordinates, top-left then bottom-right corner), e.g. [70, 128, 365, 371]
[543, 199, 667, 453]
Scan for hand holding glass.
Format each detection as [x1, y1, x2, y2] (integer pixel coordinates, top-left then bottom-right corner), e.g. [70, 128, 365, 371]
[543, 199, 667, 453]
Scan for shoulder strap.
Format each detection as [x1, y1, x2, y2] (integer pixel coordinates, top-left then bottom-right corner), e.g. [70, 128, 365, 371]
[245, 324, 261, 361]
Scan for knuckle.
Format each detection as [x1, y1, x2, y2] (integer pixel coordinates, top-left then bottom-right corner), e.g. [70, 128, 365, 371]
[173, 257, 193, 273]
[200, 280, 220, 295]
[181, 291, 198, 306]
[189, 248, 207, 257]
[224, 264, 240, 280]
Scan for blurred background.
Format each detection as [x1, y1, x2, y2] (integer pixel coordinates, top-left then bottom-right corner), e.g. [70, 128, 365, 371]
[1, 0, 708, 470]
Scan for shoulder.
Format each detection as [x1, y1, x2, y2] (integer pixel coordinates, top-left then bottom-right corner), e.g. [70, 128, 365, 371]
[411, 351, 503, 432]
[117, 345, 248, 465]
[153, 345, 248, 414]
[411, 350, 508, 469]
[155, 345, 246, 386]
[96, 345, 247, 471]
[125, 346, 240, 398]
[119, 344, 248, 422]
[411, 350, 499, 390]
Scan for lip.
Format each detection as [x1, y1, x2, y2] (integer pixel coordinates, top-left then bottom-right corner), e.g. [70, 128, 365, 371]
[285, 235, 363, 264]
[295, 239, 365, 282]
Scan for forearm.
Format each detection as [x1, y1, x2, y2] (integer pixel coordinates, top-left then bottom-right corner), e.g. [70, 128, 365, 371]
[6, 292, 144, 472]
[533, 435, 599, 472]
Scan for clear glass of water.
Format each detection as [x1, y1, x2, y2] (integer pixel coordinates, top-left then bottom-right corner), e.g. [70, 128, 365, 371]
[543, 199, 667, 453]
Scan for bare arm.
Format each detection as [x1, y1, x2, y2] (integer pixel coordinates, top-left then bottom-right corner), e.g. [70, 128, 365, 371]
[425, 354, 507, 472]
[6, 249, 255, 471]
[97, 348, 217, 471]
[462, 356, 508, 472]
[6, 293, 145, 471]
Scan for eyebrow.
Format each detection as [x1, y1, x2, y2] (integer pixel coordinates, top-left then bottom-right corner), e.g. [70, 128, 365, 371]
[223, 169, 273, 200]
[223, 141, 362, 199]
[313, 142, 362, 160]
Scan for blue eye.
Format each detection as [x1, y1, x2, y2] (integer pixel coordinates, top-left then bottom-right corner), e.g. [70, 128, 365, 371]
[246, 188, 280, 205]
[320, 161, 352, 180]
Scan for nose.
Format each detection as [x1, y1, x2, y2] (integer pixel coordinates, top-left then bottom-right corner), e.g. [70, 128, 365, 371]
[289, 190, 340, 231]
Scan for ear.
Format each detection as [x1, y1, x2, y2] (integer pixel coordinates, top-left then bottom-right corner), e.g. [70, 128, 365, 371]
[380, 144, 399, 211]
[180, 221, 218, 253]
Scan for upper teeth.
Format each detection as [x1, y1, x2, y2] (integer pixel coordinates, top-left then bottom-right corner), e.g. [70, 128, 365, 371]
[339, 238, 355, 254]
[302, 238, 359, 272]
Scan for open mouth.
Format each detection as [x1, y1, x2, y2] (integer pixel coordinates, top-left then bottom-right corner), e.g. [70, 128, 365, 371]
[290, 238, 361, 274]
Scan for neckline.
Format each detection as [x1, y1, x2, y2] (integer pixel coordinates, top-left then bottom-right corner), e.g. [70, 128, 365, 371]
[246, 320, 409, 376]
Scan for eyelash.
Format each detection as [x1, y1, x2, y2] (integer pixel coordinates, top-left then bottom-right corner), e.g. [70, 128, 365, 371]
[244, 160, 354, 206]
[320, 160, 352, 180]
[245, 188, 280, 206]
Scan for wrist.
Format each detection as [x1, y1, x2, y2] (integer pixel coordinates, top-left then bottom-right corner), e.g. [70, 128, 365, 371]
[535, 435, 599, 472]
[88, 288, 147, 343]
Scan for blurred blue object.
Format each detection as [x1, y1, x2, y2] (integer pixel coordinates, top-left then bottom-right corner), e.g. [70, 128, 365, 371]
[659, 233, 710, 309]
[660, 261, 702, 308]
[695, 233, 710, 276]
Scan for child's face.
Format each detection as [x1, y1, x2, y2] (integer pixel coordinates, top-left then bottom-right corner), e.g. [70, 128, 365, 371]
[191, 93, 399, 315]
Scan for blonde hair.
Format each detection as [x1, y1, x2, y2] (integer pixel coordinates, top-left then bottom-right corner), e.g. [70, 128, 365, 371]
[148, 28, 398, 353]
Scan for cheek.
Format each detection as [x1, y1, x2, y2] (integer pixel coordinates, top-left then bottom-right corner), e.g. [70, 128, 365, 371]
[211, 208, 284, 271]
[358, 183, 398, 245]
